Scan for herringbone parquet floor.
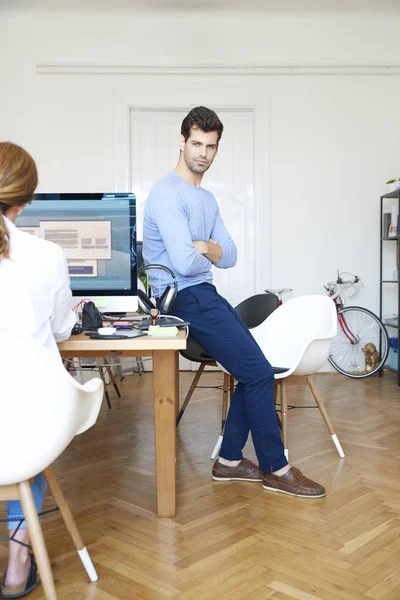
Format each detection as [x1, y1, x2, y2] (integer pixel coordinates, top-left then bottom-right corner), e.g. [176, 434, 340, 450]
[1, 370, 400, 600]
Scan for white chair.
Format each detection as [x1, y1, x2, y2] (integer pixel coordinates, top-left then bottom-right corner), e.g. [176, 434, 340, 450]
[215, 295, 344, 461]
[0, 330, 104, 600]
[251, 294, 344, 460]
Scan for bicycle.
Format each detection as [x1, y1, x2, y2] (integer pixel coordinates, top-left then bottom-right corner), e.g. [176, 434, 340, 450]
[324, 272, 389, 378]
[265, 275, 389, 378]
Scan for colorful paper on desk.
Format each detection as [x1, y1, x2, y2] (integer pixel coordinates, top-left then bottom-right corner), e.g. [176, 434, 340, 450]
[148, 325, 178, 336]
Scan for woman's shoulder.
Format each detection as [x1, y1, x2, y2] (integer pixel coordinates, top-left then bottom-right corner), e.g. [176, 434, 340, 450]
[11, 226, 66, 266]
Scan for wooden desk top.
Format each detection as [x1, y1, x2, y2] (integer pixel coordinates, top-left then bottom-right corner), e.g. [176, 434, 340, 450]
[58, 329, 187, 354]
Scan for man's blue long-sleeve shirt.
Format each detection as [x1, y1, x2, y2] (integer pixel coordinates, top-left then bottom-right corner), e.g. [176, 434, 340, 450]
[143, 171, 237, 297]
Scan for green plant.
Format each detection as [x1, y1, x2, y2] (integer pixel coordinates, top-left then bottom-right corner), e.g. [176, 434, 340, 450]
[139, 270, 148, 288]
[386, 178, 400, 184]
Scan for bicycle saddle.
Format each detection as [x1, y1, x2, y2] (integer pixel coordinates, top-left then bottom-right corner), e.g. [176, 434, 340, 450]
[265, 288, 292, 295]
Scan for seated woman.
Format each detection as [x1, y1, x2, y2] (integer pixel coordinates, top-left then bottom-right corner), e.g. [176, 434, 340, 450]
[0, 142, 75, 598]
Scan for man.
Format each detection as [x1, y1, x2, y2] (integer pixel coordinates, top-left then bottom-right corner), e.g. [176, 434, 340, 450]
[143, 106, 325, 498]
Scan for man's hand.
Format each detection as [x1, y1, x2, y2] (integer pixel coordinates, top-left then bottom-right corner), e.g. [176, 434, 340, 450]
[192, 240, 209, 255]
[193, 239, 223, 265]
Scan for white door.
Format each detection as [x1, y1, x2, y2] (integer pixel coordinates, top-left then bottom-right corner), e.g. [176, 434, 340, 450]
[130, 108, 255, 306]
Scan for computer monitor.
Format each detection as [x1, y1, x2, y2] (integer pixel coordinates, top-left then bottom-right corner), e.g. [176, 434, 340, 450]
[17, 193, 138, 313]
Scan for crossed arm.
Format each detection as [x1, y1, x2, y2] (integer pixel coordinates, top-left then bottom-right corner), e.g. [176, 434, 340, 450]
[192, 209, 237, 269]
[193, 239, 223, 265]
[151, 193, 237, 276]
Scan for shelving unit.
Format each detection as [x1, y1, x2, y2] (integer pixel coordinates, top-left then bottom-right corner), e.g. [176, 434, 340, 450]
[380, 189, 400, 386]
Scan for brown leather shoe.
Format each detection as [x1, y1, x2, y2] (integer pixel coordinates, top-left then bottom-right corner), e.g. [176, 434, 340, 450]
[212, 458, 262, 482]
[262, 466, 326, 498]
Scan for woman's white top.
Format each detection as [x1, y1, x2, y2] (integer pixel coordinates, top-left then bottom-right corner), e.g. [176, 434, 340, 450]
[0, 215, 75, 358]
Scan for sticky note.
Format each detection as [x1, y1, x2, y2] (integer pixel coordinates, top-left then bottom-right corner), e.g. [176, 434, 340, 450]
[94, 299, 109, 308]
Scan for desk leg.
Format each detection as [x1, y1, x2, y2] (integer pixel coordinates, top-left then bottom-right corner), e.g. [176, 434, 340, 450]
[175, 352, 180, 418]
[152, 350, 178, 518]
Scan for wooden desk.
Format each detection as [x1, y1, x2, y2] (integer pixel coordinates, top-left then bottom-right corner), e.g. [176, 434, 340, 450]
[58, 331, 186, 518]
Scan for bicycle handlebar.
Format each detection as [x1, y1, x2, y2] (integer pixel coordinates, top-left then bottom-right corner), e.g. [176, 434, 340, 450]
[327, 272, 360, 287]
[326, 279, 359, 287]
[325, 273, 361, 301]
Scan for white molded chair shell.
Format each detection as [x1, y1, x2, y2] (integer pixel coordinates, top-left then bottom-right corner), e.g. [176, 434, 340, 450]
[250, 295, 337, 378]
[0, 330, 103, 486]
[217, 295, 337, 377]
[214, 295, 343, 461]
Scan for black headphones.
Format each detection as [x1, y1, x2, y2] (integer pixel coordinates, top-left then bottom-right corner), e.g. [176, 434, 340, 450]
[137, 264, 178, 314]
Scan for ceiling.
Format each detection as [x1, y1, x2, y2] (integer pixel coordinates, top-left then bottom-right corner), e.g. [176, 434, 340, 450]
[2, 0, 400, 12]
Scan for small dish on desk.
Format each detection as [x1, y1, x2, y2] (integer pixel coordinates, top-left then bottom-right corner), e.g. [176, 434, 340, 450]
[98, 327, 117, 336]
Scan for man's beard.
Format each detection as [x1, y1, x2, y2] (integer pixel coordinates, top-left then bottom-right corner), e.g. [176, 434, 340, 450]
[184, 152, 211, 174]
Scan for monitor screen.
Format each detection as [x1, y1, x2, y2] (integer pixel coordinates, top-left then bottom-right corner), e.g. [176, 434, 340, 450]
[17, 193, 138, 313]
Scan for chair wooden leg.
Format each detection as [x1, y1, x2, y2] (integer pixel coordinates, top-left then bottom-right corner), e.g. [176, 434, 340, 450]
[116, 359, 125, 381]
[211, 372, 231, 460]
[176, 363, 206, 426]
[274, 382, 282, 430]
[221, 373, 229, 432]
[307, 376, 345, 458]
[229, 375, 235, 401]
[280, 380, 289, 461]
[43, 467, 98, 582]
[98, 367, 111, 409]
[106, 365, 121, 398]
[136, 357, 145, 375]
[18, 481, 58, 600]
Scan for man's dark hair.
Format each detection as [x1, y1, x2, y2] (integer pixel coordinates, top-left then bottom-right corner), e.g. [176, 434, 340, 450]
[181, 106, 223, 143]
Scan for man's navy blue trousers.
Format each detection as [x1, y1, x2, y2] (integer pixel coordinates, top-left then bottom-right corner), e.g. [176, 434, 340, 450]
[170, 283, 288, 473]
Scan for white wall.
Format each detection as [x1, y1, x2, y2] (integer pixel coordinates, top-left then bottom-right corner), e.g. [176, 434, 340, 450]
[1, 7, 400, 318]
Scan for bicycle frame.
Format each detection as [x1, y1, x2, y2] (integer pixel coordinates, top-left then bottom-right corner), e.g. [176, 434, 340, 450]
[328, 293, 359, 344]
[267, 277, 360, 343]
[325, 275, 361, 345]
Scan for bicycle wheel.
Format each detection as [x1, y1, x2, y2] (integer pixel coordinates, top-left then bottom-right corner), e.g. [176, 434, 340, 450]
[328, 306, 389, 378]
